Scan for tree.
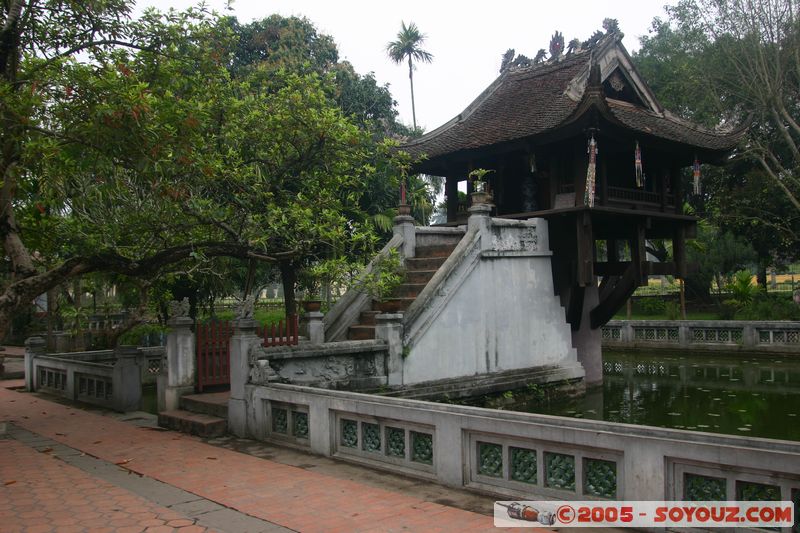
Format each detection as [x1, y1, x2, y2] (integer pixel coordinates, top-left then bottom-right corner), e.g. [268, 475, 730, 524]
[386, 21, 433, 131]
[0, 3, 405, 333]
[635, 0, 800, 283]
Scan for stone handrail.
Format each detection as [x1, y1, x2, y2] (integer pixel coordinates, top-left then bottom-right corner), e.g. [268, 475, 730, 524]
[26, 343, 142, 412]
[248, 382, 800, 502]
[603, 319, 799, 352]
[323, 234, 404, 342]
[402, 226, 480, 335]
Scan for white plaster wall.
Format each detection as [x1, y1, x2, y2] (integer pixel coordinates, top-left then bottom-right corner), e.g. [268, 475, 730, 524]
[403, 221, 579, 385]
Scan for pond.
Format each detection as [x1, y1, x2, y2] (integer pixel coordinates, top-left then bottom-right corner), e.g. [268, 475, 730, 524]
[485, 350, 800, 442]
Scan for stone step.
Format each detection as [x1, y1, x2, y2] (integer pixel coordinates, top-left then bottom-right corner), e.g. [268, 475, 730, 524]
[392, 283, 427, 298]
[359, 311, 381, 326]
[405, 270, 438, 284]
[405, 256, 447, 271]
[372, 297, 415, 313]
[414, 245, 456, 258]
[158, 409, 227, 438]
[348, 325, 376, 340]
[179, 392, 229, 418]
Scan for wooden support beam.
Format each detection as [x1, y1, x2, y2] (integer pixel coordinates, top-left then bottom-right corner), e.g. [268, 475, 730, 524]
[576, 211, 594, 286]
[590, 262, 639, 329]
[630, 222, 648, 285]
[607, 239, 618, 263]
[445, 176, 459, 223]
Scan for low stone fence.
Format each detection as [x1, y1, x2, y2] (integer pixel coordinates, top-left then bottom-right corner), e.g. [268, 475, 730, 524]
[251, 339, 388, 390]
[602, 320, 800, 353]
[24, 338, 148, 412]
[31, 346, 165, 385]
[244, 383, 800, 504]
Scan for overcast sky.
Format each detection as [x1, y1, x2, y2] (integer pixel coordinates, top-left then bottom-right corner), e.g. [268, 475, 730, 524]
[136, 0, 673, 132]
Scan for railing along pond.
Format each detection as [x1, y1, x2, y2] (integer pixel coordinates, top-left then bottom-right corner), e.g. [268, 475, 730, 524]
[602, 320, 800, 352]
[247, 383, 800, 507]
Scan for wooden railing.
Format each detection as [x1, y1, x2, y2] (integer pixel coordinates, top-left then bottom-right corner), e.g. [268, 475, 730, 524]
[262, 314, 299, 348]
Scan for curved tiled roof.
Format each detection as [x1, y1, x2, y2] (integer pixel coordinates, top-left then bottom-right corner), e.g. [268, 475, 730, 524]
[401, 41, 744, 165]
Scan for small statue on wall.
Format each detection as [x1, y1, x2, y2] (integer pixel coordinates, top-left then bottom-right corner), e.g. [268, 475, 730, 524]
[237, 294, 255, 320]
[168, 297, 190, 319]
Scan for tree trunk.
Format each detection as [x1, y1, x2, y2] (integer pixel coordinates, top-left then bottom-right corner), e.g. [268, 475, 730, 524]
[408, 56, 416, 130]
[279, 260, 297, 318]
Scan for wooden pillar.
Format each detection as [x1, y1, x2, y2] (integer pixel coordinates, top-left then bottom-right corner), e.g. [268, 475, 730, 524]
[445, 176, 458, 223]
[671, 165, 682, 214]
[631, 221, 648, 285]
[660, 168, 669, 212]
[574, 141, 587, 207]
[607, 239, 618, 263]
[576, 211, 594, 286]
[599, 154, 608, 206]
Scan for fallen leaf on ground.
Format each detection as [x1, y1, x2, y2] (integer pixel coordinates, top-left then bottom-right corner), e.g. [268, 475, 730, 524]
[4, 480, 16, 486]
[39, 448, 53, 453]
[55, 432, 66, 436]
[93, 441, 102, 444]
[115, 459, 132, 465]
[206, 457, 217, 460]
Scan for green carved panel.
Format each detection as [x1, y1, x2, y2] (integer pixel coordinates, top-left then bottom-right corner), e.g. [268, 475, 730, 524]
[362, 422, 381, 453]
[272, 407, 287, 434]
[341, 419, 358, 448]
[737, 481, 780, 501]
[385, 427, 405, 458]
[544, 452, 575, 490]
[584, 459, 617, 499]
[292, 411, 308, 439]
[544, 452, 575, 491]
[684, 473, 726, 501]
[510, 447, 537, 484]
[411, 431, 433, 465]
[477, 442, 503, 478]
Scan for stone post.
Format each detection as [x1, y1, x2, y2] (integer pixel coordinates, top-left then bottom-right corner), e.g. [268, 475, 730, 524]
[24, 336, 46, 391]
[375, 313, 404, 386]
[228, 318, 258, 437]
[307, 311, 325, 344]
[160, 316, 195, 412]
[112, 346, 142, 412]
[468, 201, 493, 252]
[393, 204, 416, 259]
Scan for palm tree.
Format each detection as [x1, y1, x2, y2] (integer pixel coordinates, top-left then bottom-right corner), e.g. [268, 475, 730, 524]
[386, 21, 433, 130]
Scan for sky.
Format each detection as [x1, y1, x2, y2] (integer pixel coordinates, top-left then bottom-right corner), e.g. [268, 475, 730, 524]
[135, 0, 673, 133]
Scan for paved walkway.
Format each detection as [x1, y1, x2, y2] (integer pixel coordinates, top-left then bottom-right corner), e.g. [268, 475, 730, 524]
[0, 384, 526, 532]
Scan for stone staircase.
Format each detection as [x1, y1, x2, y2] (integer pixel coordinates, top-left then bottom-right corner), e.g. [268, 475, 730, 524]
[157, 391, 229, 438]
[347, 243, 458, 341]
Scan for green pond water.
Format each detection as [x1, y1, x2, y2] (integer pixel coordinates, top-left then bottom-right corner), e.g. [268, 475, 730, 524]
[492, 350, 800, 442]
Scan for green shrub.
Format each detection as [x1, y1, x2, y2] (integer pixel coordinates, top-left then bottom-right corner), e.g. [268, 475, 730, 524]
[118, 323, 168, 347]
[736, 293, 800, 321]
[635, 297, 666, 315]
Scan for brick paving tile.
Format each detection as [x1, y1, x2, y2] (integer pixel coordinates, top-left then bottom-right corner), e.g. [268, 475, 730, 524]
[0, 439, 215, 533]
[0, 387, 538, 532]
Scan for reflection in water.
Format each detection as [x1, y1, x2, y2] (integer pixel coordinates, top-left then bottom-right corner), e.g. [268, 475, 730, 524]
[513, 351, 800, 442]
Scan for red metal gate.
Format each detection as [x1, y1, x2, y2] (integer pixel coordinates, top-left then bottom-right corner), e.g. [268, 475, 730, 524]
[196, 320, 233, 392]
[196, 315, 300, 391]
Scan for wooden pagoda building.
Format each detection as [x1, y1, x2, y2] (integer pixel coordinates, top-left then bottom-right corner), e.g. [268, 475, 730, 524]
[402, 32, 743, 340]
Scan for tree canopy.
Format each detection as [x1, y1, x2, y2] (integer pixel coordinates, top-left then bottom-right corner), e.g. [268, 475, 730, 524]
[634, 0, 800, 278]
[0, 2, 414, 331]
